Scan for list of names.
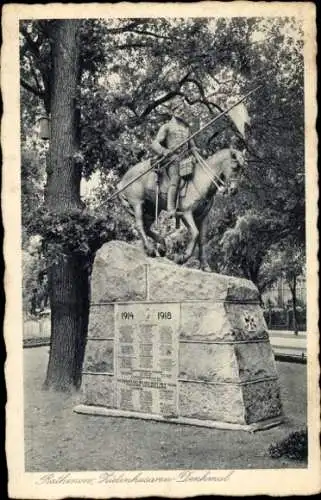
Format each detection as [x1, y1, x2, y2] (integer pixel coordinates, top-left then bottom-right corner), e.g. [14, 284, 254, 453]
[114, 303, 179, 416]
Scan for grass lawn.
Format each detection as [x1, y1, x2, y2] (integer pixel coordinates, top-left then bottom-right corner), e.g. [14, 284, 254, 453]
[24, 347, 307, 472]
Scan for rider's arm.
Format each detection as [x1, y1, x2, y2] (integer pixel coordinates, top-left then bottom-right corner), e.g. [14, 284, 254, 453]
[151, 124, 169, 156]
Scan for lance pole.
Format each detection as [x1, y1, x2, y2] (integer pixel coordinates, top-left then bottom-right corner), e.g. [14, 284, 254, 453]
[106, 85, 262, 202]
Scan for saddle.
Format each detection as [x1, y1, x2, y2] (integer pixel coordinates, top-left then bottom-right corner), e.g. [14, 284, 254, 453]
[155, 167, 189, 200]
[150, 154, 194, 202]
[179, 155, 195, 179]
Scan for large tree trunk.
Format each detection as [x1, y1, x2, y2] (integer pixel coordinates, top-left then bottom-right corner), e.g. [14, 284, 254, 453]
[46, 20, 82, 210]
[44, 20, 90, 391]
[44, 255, 90, 390]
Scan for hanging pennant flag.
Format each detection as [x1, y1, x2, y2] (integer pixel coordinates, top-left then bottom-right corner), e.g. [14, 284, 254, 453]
[228, 101, 251, 138]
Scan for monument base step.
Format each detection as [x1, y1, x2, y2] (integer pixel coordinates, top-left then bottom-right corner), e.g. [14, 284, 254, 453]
[74, 404, 284, 433]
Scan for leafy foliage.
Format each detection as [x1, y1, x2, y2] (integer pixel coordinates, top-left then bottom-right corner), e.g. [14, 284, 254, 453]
[260, 242, 305, 294]
[219, 211, 284, 286]
[21, 147, 46, 245]
[27, 205, 135, 266]
[269, 429, 308, 461]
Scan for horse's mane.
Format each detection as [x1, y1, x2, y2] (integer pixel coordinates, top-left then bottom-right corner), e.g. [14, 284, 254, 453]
[206, 147, 232, 164]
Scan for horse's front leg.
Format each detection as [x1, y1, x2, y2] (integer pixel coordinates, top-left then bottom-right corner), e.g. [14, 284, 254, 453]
[197, 217, 211, 272]
[133, 202, 157, 257]
[144, 216, 167, 257]
[174, 210, 199, 264]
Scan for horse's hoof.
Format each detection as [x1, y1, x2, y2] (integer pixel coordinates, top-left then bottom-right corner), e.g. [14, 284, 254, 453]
[145, 245, 157, 257]
[200, 263, 212, 272]
[157, 242, 167, 257]
[174, 254, 185, 265]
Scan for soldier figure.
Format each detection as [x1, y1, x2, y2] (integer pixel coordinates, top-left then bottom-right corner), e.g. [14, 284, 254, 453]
[151, 99, 197, 217]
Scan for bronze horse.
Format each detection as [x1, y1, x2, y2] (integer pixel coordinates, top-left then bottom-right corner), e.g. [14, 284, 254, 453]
[118, 147, 245, 271]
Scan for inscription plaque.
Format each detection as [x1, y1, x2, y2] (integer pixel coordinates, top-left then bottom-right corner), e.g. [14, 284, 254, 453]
[115, 303, 180, 417]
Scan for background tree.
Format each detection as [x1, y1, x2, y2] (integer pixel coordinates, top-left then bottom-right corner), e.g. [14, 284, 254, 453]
[219, 211, 284, 299]
[259, 242, 305, 333]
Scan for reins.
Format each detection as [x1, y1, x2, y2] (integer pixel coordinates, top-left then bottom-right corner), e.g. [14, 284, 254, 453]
[193, 150, 226, 191]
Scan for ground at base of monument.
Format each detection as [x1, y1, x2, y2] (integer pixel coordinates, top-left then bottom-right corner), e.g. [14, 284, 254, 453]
[24, 347, 307, 472]
[74, 405, 284, 433]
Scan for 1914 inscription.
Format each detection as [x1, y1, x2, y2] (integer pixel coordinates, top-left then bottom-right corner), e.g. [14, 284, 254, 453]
[115, 303, 179, 417]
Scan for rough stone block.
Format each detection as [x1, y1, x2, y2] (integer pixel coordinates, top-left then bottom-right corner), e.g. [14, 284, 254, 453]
[179, 341, 278, 383]
[179, 381, 246, 424]
[83, 339, 114, 373]
[179, 302, 268, 341]
[90, 242, 147, 303]
[148, 263, 259, 302]
[179, 342, 240, 382]
[87, 304, 115, 339]
[81, 374, 115, 407]
[224, 303, 268, 341]
[179, 379, 282, 425]
[242, 379, 283, 424]
[179, 302, 229, 340]
[235, 343, 278, 381]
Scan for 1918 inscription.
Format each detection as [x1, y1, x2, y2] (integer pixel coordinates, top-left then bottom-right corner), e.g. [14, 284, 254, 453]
[158, 311, 172, 320]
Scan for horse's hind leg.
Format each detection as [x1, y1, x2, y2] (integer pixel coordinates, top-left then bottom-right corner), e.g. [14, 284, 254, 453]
[174, 210, 199, 265]
[133, 202, 157, 257]
[196, 217, 211, 272]
[144, 215, 167, 257]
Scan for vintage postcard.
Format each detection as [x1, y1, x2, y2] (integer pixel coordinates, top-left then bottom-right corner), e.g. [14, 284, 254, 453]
[2, 2, 320, 498]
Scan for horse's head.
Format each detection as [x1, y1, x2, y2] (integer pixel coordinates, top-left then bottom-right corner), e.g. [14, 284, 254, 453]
[221, 148, 246, 196]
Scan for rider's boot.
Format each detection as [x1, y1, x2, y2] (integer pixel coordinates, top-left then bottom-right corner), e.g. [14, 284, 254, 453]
[167, 182, 179, 218]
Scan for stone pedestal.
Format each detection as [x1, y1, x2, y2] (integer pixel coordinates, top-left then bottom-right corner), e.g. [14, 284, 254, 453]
[74, 241, 283, 431]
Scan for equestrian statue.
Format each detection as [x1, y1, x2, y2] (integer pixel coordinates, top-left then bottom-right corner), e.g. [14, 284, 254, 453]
[113, 88, 259, 271]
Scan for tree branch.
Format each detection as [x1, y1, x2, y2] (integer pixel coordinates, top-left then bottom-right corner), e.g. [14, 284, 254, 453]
[105, 21, 144, 34]
[111, 43, 152, 51]
[20, 25, 41, 60]
[137, 71, 192, 120]
[125, 28, 181, 42]
[137, 90, 181, 121]
[20, 78, 45, 98]
[106, 21, 181, 41]
[27, 54, 44, 93]
[20, 23, 52, 112]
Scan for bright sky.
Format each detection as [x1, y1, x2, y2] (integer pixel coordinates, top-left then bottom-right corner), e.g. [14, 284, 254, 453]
[81, 171, 101, 198]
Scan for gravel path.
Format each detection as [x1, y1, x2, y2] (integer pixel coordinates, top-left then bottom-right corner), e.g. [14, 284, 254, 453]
[24, 347, 307, 471]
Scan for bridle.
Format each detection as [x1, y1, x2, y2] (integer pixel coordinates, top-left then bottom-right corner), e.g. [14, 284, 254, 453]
[194, 149, 245, 193]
